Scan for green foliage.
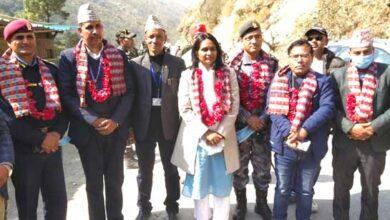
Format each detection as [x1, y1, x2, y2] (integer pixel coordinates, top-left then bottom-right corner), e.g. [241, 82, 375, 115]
[0, 0, 23, 16]
[53, 31, 79, 58]
[20, 0, 69, 22]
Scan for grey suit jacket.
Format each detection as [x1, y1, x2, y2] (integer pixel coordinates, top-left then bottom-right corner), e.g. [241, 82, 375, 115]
[332, 62, 390, 152]
[130, 53, 186, 141]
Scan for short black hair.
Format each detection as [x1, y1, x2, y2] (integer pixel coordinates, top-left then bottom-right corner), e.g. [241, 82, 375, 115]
[287, 39, 313, 55]
[191, 33, 224, 70]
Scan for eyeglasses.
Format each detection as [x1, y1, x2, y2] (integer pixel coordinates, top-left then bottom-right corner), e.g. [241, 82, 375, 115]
[14, 34, 34, 41]
[307, 35, 323, 41]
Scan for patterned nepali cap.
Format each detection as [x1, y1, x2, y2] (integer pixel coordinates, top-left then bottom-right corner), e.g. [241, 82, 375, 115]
[144, 15, 165, 33]
[77, 3, 100, 24]
[349, 29, 374, 48]
[3, 19, 33, 41]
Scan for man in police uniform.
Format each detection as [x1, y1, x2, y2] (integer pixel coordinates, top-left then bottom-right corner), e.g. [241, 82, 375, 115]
[229, 20, 278, 220]
[116, 30, 139, 168]
[0, 19, 67, 220]
[116, 29, 139, 60]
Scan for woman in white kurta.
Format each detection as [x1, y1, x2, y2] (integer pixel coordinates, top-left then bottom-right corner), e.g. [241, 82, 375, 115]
[171, 33, 240, 220]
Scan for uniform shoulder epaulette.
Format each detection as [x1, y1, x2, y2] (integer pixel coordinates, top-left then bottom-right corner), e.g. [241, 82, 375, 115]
[42, 59, 59, 69]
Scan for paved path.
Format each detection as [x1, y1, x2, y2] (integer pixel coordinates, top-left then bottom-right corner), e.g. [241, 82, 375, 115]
[6, 137, 390, 219]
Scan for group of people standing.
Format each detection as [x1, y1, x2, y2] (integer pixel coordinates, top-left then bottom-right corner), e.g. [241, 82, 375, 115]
[0, 2, 389, 220]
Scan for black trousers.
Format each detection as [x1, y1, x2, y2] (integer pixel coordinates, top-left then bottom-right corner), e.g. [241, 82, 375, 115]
[12, 150, 67, 220]
[77, 132, 126, 220]
[332, 139, 386, 220]
[135, 117, 180, 213]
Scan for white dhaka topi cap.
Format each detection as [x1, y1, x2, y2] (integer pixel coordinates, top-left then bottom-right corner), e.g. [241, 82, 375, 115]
[77, 3, 100, 24]
[144, 15, 165, 33]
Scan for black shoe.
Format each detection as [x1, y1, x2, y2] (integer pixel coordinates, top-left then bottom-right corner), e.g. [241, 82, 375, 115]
[254, 189, 272, 220]
[136, 210, 151, 220]
[167, 211, 178, 220]
[233, 188, 247, 220]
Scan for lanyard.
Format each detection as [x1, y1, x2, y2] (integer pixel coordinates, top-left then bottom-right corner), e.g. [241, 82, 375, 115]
[89, 56, 103, 82]
[150, 65, 163, 88]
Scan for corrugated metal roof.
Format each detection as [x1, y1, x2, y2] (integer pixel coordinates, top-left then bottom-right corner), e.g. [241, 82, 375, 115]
[0, 14, 77, 32]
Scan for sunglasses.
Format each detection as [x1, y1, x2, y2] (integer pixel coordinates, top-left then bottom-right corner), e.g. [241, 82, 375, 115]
[14, 34, 34, 41]
[307, 35, 323, 41]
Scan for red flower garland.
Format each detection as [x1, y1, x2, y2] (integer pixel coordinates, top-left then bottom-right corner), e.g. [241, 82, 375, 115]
[24, 81, 56, 121]
[287, 87, 312, 122]
[239, 63, 264, 112]
[346, 93, 358, 122]
[87, 56, 112, 103]
[195, 68, 226, 126]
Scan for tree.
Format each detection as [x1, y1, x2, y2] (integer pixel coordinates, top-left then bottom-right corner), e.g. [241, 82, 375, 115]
[20, 0, 69, 22]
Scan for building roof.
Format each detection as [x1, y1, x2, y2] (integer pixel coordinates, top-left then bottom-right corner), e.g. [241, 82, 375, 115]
[0, 14, 77, 33]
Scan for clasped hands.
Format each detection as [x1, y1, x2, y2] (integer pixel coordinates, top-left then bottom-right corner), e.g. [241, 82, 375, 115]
[41, 131, 61, 154]
[246, 116, 266, 132]
[203, 130, 224, 146]
[348, 122, 374, 141]
[92, 118, 118, 136]
[285, 128, 308, 149]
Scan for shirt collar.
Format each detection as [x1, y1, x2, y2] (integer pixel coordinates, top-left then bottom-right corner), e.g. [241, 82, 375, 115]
[86, 46, 103, 60]
[242, 51, 261, 65]
[16, 55, 38, 68]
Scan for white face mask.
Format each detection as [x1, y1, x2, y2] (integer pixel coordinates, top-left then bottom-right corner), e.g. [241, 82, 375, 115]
[351, 53, 375, 69]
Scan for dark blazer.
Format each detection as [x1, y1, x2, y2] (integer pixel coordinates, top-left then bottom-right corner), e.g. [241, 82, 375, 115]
[130, 53, 186, 141]
[0, 114, 14, 199]
[58, 48, 135, 147]
[269, 72, 335, 161]
[332, 62, 390, 152]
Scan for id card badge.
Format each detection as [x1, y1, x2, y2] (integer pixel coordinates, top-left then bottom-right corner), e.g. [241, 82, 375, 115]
[152, 98, 162, 106]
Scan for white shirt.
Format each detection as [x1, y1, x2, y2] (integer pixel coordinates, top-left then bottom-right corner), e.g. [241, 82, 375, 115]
[311, 58, 324, 74]
[86, 46, 103, 60]
[198, 63, 223, 155]
[199, 63, 217, 113]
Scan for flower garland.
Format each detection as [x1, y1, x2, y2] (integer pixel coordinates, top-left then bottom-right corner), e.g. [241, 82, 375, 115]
[345, 62, 377, 123]
[346, 93, 359, 123]
[87, 56, 112, 103]
[24, 80, 56, 121]
[239, 63, 264, 112]
[287, 87, 312, 123]
[195, 68, 226, 126]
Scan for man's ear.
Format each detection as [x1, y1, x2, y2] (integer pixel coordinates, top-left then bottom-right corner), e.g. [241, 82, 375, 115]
[77, 26, 83, 36]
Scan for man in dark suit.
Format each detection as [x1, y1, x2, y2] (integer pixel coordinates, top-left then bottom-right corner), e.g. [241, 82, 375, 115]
[0, 19, 67, 220]
[0, 113, 14, 219]
[129, 15, 185, 220]
[332, 29, 390, 220]
[57, 3, 135, 220]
